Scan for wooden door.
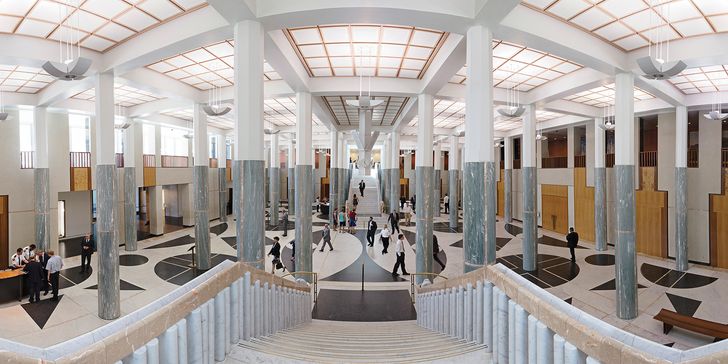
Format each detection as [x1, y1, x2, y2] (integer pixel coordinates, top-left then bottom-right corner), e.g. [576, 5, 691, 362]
[0, 196, 8, 269]
[573, 168, 595, 241]
[635, 167, 667, 257]
[710, 170, 728, 268]
[541, 184, 568, 234]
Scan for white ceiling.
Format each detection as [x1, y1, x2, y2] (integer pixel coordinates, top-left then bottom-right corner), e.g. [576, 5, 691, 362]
[669, 65, 728, 94]
[0, 64, 54, 93]
[72, 83, 164, 107]
[563, 83, 655, 107]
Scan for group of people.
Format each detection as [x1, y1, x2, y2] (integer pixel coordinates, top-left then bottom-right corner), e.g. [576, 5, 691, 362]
[7, 234, 95, 304]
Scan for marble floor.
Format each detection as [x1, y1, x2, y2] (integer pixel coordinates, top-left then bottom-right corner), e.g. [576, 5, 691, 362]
[1, 205, 726, 351]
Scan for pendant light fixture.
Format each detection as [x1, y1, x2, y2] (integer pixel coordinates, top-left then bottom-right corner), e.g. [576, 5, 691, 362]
[498, 63, 525, 117]
[203, 85, 231, 116]
[599, 103, 616, 130]
[704, 94, 727, 121]
[637, 0, 686, 80]
[42, 0, 92, 81]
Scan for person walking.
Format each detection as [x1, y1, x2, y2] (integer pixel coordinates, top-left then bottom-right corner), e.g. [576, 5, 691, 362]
[380, 226, 391, 254]
[566, 227, 579, 263]
[411, 194, 416, 211]
[359, 180, 365, 197]
[443, 194, 450, 214]
[366, 217, 378, 246]
[400, 196, 406, 210]
[392, 234, 409, 276]
[320, 224, 333, 252]
[46, 250, 63, 301]
[348, 209, 357, 234]
[268, 236, 284, 274]
[338, 208, 346, 232]
[23, 256, 44, 303]
[388, 210, 400, 233]
[404, 202, 413, 226]
[80, 234, 94, 273]
[332, 208, 339, 231]
[281, 209, 289, 237]
[433, 234, 446, 270]
[352, 194, 359, 209]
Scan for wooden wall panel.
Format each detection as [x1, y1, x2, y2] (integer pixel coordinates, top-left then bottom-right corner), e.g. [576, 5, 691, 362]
[635, 167, 667, 258]
[573, 168, 595, 242]
[710, 169, 728, 268]
[70, 167, 91, 191]
[497, 169, 504, 217]
[143, 167, 156, 187]
[541, 184, 568, 234]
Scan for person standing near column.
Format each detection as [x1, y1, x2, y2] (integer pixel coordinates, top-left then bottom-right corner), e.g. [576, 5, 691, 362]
[281, 209, 289, 237]
[46, 251, 63, 301]
[566, 227, 579, 263]
[392, 234, 409, 276]
[23, 256, 43, 303]
[80, 234, 94, 273]
[443, 194, 450, 214]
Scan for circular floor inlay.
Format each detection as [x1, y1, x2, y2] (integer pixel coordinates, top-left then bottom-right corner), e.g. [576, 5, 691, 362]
[119, 254, 149, 266]
[585, 254, 615, 266]
[498, 254, 579, 288]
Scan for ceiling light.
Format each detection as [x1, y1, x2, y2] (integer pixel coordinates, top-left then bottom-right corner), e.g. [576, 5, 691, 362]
[44, 1, 92, 81]
[637, 0, 685, 80]
[704, 94, 727, 121]
[204, 85, 231, 116]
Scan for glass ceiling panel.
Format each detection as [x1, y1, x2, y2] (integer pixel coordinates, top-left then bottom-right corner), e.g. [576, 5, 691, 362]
[668, 65, 728, 94]
[563, 83, 655, 107]
[522, 0, 728, 51]
[0, 0, 207, 52]
[0, 64, 54, 93]
[449, 40, 582, 91]
[146, 39, 280, 90]
[71, 83, 164, 107]
[285, 24, 449, 79]
[322, 95, 409, 126]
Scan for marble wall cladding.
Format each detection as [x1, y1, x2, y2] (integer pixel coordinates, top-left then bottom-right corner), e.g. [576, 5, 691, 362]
[504, 169, 512, 223]
[218, 168, 227, 223]
[594, 167, 607, 251]
[124, 167, 137, 251]
[675, 167, 688, 271]
[294, 165, 313, 277]
[434, 169, 441, 217]
[233, 161, 243, 260]
[449, 169, 459, 229]
[34, 168, 51, 250]
[242, 160, 266, 270]
[382, 168, 390, 211]
[416, 166, 434, 284]
[194, 166, 211, 270]
[391, 168, 400, 213]
[96, 164, 120, 320]
[346, 168, 352, 201]
[338, 168, 346, 209]
[329, 168, 338, 223]
[522, 167, 538, 272]
[614, 164, 637, 320]
[269, 168, 280, 224]
[288, 167, 295, 212]
[485, 162, 497, 265]
[464, 162, 485, 273]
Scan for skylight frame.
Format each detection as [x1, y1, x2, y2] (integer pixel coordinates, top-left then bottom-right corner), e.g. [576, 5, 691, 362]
[322, 95, 409, 126]
[668, 65, 728, 94]
[0, 64, 54, 93]
[71, 83, 165, 107]
[562, 83, 656, 107]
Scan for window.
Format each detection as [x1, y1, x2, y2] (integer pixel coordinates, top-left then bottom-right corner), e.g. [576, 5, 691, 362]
[209, 135, 217, 159]
[226, 138, 232, 159]
[114, 129, 124, 154]
[69, 114, 90, 153]
[19, 108, 33, 152]
[161, 128, 189, 156]
[142, 124, 156, 155]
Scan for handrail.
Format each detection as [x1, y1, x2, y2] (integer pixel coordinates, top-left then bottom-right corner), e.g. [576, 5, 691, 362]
[282, 271, 318, 304]
[410, 272, 448, 303]
[416, 263, 728, 363]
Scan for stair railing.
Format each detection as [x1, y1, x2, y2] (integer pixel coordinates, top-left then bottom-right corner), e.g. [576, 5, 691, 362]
[410, 272, 448, 303]
[282, 271, 318, 304]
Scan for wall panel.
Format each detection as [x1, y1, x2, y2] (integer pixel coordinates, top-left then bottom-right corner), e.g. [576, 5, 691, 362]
[574, 168, 595, 242]
[541, 184, 568, 234]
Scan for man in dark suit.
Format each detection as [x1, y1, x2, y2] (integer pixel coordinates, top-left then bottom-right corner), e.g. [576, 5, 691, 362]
[366, 217, 378, 246]
[566, 227, 579, 263]
[388, 210, 400, 233]
[36, 249, 51, 296]
[359, 180, 365, 197]
[23, 256, 44, 303]
[433, 234, 446, 271]
[81, 234, 94, 273]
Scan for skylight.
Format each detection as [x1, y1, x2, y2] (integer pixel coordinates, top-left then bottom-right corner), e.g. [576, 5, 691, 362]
[0, 64, 54, 93]
[668, 65, 728, 94]
[322, 96, 408, 126]
[71, 83, 164, 107]
[563, 83, 655, 107]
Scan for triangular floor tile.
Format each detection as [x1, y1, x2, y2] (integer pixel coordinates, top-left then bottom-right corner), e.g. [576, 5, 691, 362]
[564, 297, 573, 305]
[591, 279, 647, 291]
[21, 295, 64, 329]
[664, 343, 675, 347]
[86, 279, 144, 291]
[666, 292, 701, 317]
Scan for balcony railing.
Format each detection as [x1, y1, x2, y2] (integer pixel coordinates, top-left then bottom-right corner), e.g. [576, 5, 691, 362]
[687, 147, 698, 168]
[161, 155, 189, 168]
[69, 152, 91, 168]
[143, 154, 156, 168]
[606, 153, 615, 168]
[20, 151, 34, 169]
[574, 155, 586, 168]
[639, 151, 657, 167]
[115, 153, 124, 168]
[541, 156, 568, 169]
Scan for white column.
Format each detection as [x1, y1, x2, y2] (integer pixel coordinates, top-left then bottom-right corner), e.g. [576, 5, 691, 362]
[33, 107, 51, 251]
[193, 104, 208, 166]
[675, 105, 688, 271]
[594, 117, 607, 251]
[522, 104, 538, 271]
[193, 103, 211, 269]
[295, 91, 313, 277]
[504, 136, 513, 223]
[415, 93, 434, 283]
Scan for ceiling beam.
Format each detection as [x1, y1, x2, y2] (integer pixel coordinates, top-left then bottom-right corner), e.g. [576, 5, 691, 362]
[420, 34, 466, 95]
[206, 0, 256, 25]
[475, 0, 521, 27]
[541, 99, 601, 118]
[119, 68, 203, 102]
[127, 98, 192, 118]
[265, 30, 311, 92]
[632, 77, 685, 107]
[524, 68, 610, 106]
[391, 97, 418, 133]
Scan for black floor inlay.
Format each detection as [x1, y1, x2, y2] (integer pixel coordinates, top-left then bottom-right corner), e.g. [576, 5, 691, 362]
[266, 221, 296, 231]
[312, 289, 416, 321]
[21, 295, 63, 329]
[146, 235, 195, 249]
[538, 235, 587, 249]
[210, 223, 228, 235]
[59, 266, 92, 286]
[86, 279, 144, 291]
[403, 230, 417, 246]
[154, 254, 237, 286]
[564, 297, 573, 305]
[433, 222, 463, 233]
[119, 254, 149, 266]
[322, 230, 405, 282]
[498, 254, 578, 288]
[590, 279, 647, 291]
[316, 213, 329, 220]
[585, 254, 615, 266]
[666, 292, 702, 316]
[222, 236, 276, 250]
[450, 239, 463, 248]
[641, 263, 718, 289]
[505, 223, 523, 237]
[449, 237, 510, 250]
[312, 222, 328, 226]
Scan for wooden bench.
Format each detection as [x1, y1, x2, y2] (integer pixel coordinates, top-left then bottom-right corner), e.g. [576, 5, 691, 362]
[654, 309, 728, 342]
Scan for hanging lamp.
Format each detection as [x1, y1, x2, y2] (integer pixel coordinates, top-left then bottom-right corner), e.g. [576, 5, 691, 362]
[42, 0, 92, 81]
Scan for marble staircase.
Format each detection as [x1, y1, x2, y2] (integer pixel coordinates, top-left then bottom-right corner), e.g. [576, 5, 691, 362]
[348, 173, 381, 217]
[233, 320, 487, 363]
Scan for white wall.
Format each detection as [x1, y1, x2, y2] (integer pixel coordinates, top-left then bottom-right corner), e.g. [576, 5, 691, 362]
[58, 191, 92, 239]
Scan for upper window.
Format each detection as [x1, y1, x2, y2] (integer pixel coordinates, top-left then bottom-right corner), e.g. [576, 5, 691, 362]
[68, 114, 90, 153]
[142, 124, 156, 155]
[161, 128, 189, 157]
[209, 135, 217, 159]
[19, 108, 34, 152]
